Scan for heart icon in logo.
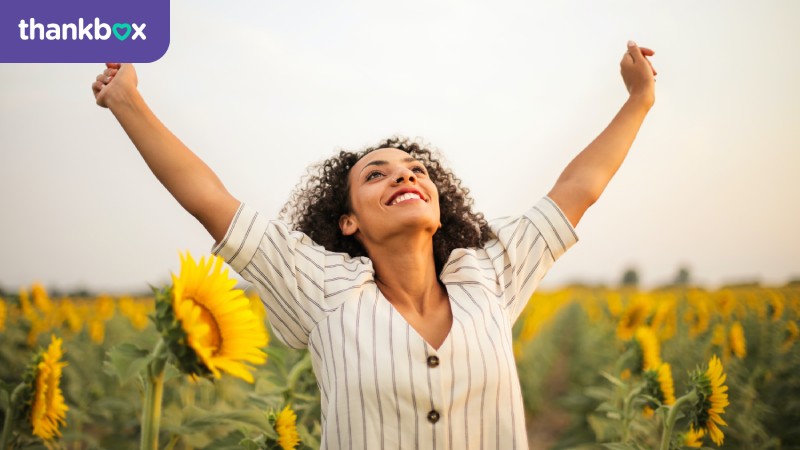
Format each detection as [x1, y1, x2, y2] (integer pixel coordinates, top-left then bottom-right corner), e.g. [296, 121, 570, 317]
[112, 23, 132, 41]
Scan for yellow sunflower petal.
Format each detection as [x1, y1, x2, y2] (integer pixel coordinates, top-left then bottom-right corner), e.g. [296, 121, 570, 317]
[30, 335, 69, 440]
[274, 405, 301, 450]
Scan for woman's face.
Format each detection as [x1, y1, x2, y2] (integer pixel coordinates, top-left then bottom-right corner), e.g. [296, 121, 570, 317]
[340, 148, 441, 245]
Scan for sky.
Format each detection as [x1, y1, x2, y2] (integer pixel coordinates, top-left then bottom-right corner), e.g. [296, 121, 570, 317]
[1, 0, 798, 293]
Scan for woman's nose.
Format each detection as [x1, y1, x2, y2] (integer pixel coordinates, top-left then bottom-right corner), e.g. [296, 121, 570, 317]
[394, 168, 416, 183]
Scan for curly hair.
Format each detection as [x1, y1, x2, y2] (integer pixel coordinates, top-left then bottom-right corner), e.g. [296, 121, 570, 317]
[279, 136, 492, 276]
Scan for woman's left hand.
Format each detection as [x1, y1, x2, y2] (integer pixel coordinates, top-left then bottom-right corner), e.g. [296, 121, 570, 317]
[621, 41, 656, 105]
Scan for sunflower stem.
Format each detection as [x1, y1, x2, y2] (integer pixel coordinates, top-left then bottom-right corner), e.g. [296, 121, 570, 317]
[163, 434, 180, 450]
[141, 339, 167, 450]
[659, 389, 698, 450]
[621, 384, 643, 442]
[1, 383, 26, 450]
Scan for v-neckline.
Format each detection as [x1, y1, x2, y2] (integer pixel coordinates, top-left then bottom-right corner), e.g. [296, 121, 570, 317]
[375, 283, 454, 352]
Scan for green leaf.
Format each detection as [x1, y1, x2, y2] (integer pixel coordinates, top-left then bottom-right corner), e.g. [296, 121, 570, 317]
[290, 392, 319, 403]
[179, 406, 275, 437]
[0, 383, 10, 411]
[600, 370, 627, 387]
[163, 362, 182, 383]
[254, 377, 286, 395]
[202, 430, 249, 450]
[595, 401, 620, 414]
[0, 379, 14, 394]
[296, 423, 319, 449]
[264, 346, 288, 368]
[238, 438, 261, 450]
[239, 435, 268, 450]
[286, 353, 312, 390]
[584, 386, 614, 401]
[104, 343, 154, 384]
[602, 443, 638, 450]
[587, 414, 621, 441]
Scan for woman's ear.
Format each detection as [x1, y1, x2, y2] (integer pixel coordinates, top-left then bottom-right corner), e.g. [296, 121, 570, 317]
[339, 214, 358, 236]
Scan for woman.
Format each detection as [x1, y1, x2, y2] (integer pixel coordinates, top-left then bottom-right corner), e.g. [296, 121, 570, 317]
[92, 40, 656, 449]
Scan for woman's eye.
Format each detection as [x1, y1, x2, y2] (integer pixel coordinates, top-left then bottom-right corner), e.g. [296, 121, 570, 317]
[366, 171, 384, 181]
[412, 166, 427, 174]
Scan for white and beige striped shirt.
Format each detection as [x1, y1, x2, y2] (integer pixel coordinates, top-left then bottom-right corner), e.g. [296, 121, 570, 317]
[212, 196, 578, 449]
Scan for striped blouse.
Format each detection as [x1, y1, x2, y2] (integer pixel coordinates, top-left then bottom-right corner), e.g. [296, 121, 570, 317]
[212, 196, 578, 449]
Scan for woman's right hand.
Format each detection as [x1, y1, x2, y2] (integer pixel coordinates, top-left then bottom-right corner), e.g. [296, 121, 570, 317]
[620, 41, 656, 106]
[92, 63, 138, 108]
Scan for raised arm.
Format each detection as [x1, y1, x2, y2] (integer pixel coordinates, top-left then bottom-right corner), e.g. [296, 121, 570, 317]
[547, 41, 657, 228]
[92, 63, 239, 244]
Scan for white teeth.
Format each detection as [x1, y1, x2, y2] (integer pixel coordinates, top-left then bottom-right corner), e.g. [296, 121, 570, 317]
[391, 192, 422, 205]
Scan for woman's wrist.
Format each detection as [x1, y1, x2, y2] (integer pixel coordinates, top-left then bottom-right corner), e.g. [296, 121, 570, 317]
[106, 85, 142, 113]
[626, 91, 655, 111]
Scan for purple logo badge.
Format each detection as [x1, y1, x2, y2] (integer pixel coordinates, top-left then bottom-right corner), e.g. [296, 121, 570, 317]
[1, 0, 169, 62]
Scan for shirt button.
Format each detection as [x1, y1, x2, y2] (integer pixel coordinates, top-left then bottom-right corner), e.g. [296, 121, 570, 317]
[427, 355, 440, 368]
[427, 410, 440, 424]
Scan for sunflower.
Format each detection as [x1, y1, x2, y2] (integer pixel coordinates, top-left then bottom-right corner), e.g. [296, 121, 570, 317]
[88, 318, 105, 344]
[156, 252, 268, 383]
[710, 324, 725, 347]
[648, 363, 676, 404]
[247, 290, 268, 321]
[119, 296, 152, 330]
[19, 287, 35, 320]
[683, 425, 704, 448]
[606, 291, 623, 318]
[616, 294, 652, 340]
[643, 362, 675, 417]
[634, 326, 662, 372]
[273, 405, 301, 450]
[31, 283, 54, 316]
[57, 299, 82, 333]
[650, 295, 676, 341]
[94, 295, 116, 321]
[0, 297, 7, 332]
[713, 289, 736, 320]
[767, 289, 784, 322]
[688, 355, 729, 446]
[684, 291, 711, 337]
[782, 320, 799, 353]
[19, 287, 46, 346]
[520, 292, 565, 342]
[728, 321, 746, 359]
[26, 335, 69, 440]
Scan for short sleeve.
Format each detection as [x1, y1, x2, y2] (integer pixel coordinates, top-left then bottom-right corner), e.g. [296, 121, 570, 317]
[211, 203, 374, 349]
[485, 196, 579, 323]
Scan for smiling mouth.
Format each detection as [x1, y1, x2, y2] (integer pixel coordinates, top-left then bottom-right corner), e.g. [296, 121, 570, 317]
[388, 191, 425, 206]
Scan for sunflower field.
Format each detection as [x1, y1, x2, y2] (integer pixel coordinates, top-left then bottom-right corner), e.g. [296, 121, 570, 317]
[1, 255, 799, 449]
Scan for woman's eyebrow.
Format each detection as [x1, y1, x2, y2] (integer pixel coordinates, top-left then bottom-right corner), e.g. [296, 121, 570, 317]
[359, 157, 418, 174]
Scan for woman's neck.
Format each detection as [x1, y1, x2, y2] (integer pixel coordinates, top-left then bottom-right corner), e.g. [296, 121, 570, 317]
[366, 234, 444, 315]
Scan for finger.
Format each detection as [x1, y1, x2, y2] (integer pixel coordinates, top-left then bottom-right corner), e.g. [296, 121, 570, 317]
[103, 67, 118, 76]
[106, 62, 121, 69]
[621, 52, 632, 66]
[96, 73, 112, 83]
[639, 47, 655, 56]
[642, 55, 657, 75]
[625, 41, 658, 76]
[622, 50, 635, 65]
[626, 40, 643, 62]
[92, 80, 104, 94]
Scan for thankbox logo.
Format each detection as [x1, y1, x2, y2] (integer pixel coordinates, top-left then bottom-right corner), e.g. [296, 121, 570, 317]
[18, 18, 147, 41]
[1, 0, 169, 62]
